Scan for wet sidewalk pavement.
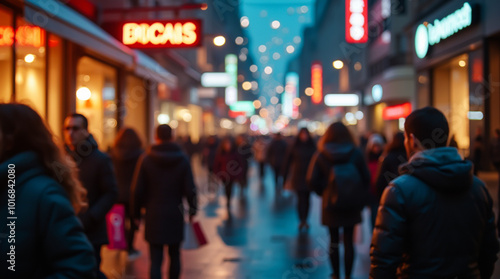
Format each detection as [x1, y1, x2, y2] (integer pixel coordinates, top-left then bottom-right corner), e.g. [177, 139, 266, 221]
[101, 158, 500, 279]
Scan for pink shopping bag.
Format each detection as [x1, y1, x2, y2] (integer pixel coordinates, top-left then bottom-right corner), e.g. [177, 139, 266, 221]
[106, 204, 127, 250]
[183, 221, 207, 250]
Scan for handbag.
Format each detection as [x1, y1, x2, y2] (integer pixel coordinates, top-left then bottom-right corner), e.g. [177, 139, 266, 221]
[105, 204, 127, 250]
[182, 221, 207, 250]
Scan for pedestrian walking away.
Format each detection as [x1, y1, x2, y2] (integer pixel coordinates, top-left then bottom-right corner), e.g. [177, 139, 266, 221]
[131, 124, 197, 279]
[307, 122, 371, 279]
[370, 107, 499, 279]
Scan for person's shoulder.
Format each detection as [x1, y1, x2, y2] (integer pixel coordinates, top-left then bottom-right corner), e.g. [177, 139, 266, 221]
[22, 174, 69, 203]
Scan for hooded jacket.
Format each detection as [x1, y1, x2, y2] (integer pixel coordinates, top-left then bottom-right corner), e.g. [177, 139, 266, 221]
[370, 147, 499, 279]
[307, 142, 370, 227]
[131, 142, 197, 245]
[65, 134, 118, 245]
[0, 152, 96, 278]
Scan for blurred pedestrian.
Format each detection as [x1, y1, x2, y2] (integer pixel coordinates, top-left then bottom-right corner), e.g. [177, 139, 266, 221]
[235, 134, 253, 195]
[374, 132, 407, 204]
[370, 107, 499, 278]
[473, 127, 483, 175]
[267, 132, 288, 188]
[182, 135, 195, 162]
[491, 129, 500, 235]
[252, 135, 269, 178]
[214, 137, 244, 212]
[0, 104, 96, 278]
[110, 128, 144, 260]
[307, 122, 370, 279]
[131, 124, 197, 279]
[366, 133, 385, 228]
[283, 128, 316, 230]
[64, 113, 118, 279]
[202, 135, 219, 194]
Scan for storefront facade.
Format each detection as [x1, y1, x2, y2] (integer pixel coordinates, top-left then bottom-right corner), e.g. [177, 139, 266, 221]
[411, 0, 500, 161]
[1, 0, 177, 149]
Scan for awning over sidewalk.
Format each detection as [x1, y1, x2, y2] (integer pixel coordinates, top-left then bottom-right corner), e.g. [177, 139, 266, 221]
[135, 51, 178, 88]
[23, 0, 177, 88]
[24, 0, 135, 67]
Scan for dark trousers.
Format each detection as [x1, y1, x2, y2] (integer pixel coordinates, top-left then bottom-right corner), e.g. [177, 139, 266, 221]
[223, 180, 235, 207]
[329, 226, 355, 278]
[297, 190, 311, 222]
[93, 243, 107, 279]
[259, 162, 265, 178]
[149, 243, 181, 279]
[123, 203, 137, 252]
[273, 166, 281, 188]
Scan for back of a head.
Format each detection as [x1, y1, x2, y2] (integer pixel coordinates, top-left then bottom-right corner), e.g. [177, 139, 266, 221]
[156, 124, 173, 142]
[114, 128, 142, 150]
[404, 107, 449, 149]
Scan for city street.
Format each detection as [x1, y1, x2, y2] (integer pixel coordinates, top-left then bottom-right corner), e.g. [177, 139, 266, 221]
[101, 158, 500, 279]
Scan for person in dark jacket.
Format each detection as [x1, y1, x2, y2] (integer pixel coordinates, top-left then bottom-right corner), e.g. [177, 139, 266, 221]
[267, 132, 288, 188]
[0, 104, 96, 278]
[307, 122, 370, 279]
[202, 135, 219, 194]
[64, 113, 118, 279]
[283, 128, 316, 230]
[213, 137, 244, 212]
[111, 128, 144, 259]
[370, 107, 499, 279]
[374, 132, 407, 202]
[492, 129, 500, 235]
[235, 134, 253, 195]
[131, 124, 197, 279]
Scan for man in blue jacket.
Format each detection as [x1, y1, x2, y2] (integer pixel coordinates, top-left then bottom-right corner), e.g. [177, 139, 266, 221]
[370, 107, 499, 278]
[64, 114, 118, 279]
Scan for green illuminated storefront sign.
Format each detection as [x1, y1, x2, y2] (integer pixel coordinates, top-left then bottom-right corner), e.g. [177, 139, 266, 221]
[415, 2, 472, 59]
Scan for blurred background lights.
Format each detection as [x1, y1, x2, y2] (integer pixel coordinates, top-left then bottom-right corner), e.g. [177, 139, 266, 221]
[293, 36, 301, 44]
[305, 87, 314, 96]
[157, 114, 170, 124]
[213, 36, 226, 46]
[276, 85, 284, 94]
[271, 96, 279, 104]
[293, 98, 302, 106]
[264, 66, 273, 74]
[253, 100, 262, 109]
[251, 81, 259, 90]
[169, 120, 179, 129]
[76, 87, 91, 101]
[355, 111, 364, 120]
[24, 54, 35, 63]
[286, 45, 295, 54]
[354, 62, 362, 71]
[242, 81, 252, 91]
[259, 45, 267, 53]
[271, 20, 280, 29]
[273, 53, 281, 60]
[250, 65, 258, 72]
[235, 36, 244, 45]
[333, 60, 344, 69]
[240, 16, 250, 28]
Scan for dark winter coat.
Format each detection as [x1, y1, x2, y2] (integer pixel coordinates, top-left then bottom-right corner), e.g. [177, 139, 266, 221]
[374, 150, 407, 201]
[370, 147, 499, 279]
[213, 150, 245, 182]
[491, 137, 500, 165]
[236, 142, 253, 178]
[283, 142, 316, 191]
[0, 152, 96, 278]
[111, 147, 144, 204]
[307, 143, 370, 227]
[132, 142, 197, 245]
[202, 141, 218, 172]
[267, 138, 288, 169]
[66, 135, 118, 245]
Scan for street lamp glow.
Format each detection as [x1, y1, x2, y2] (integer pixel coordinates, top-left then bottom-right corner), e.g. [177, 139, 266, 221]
[305, 87, 314, 96]
[459, 60, 466, 67]
[286, 45, 295, 54]
[271, 20, 280, 29]
[213, 36, 226, 46]
[264, 66, 273, 74]
[333, 60, 344, 69]
[235, 36, 244, 45]
[242, 81, 252, 91]
[240, 16, 250, 28]
[157, 114, 170, 124]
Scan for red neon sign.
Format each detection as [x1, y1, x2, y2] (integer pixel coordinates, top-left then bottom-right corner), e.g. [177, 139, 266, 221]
[311, 62, 323, 104]
[345, 0, 368, 43]
[119, 19, 202, 48]
[228, 110, 246, 118]
[383, 102, 412, 120]
[0, 26, 46, 47]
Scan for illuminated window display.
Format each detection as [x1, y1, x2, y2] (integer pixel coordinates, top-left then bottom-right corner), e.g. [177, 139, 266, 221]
[0, 5, 13, 103]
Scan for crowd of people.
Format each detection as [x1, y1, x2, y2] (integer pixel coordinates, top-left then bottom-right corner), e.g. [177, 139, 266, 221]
[1, 103, 500, 279]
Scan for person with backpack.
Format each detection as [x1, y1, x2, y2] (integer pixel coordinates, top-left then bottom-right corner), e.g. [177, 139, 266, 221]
[370, 107, 499, 278]
[307, 122, 370, 279]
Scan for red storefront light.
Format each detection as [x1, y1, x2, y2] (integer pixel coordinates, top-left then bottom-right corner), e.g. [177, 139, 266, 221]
[345, 0, 368, 43]
[311, 62, 323, 104]
[383, 103, 412, 120]
[228, 110, 246, 118]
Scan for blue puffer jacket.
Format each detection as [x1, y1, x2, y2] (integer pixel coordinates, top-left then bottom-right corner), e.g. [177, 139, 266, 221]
[370, 147, 499, 279]
[0, 151, 96, 278]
